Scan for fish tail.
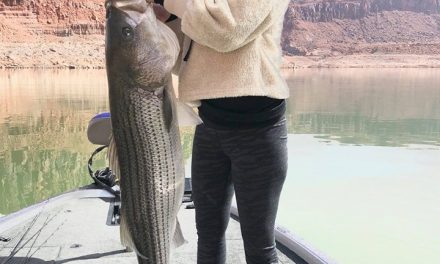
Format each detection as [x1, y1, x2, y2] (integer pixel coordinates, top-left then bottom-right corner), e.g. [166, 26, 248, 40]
[171, 217, 186, 249]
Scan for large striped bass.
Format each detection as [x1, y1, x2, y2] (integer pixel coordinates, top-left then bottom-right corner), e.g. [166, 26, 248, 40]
[105, 0, 185, 263]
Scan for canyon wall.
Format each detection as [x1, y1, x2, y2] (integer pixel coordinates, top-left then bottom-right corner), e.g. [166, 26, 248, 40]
[292, 0, 439, 22]
[0, 0, 104, 37]
[1, 0, 439, 59]
[282, 0, 440, 55]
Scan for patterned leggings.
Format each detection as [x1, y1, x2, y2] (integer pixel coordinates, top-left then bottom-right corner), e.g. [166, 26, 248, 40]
[191, 119, 288, 264]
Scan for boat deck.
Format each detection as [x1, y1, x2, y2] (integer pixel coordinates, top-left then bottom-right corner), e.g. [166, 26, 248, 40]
[0, 195, 295, 263]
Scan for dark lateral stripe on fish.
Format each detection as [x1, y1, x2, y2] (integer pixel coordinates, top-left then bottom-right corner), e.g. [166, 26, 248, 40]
[123, 94, 155, 260]
[121, 92, 153, 261]
[118, 99, 138, 250]
[130, 92, 161, 262]
[131, 90, 178, 262]
[131, 95, 156, 261]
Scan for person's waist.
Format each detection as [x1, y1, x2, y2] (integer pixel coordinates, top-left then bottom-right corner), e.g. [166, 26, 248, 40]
[198, 97, 286, 130]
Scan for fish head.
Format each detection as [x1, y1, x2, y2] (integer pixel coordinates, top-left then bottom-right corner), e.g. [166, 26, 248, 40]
[105, 0, 180, 90]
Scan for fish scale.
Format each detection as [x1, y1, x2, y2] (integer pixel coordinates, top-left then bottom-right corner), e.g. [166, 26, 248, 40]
[111, 87, 182, 263]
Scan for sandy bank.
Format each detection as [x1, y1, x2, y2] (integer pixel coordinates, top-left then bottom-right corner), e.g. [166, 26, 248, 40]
[282, 54, 440, 69]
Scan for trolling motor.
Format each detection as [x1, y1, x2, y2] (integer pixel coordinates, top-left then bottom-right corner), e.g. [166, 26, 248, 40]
[87, 112, 113, 146]
[86, 112, 119, 197]
[86, 112, 121, 225]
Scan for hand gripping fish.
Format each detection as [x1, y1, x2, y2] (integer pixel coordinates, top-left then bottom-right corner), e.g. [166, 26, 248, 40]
[105, 0, 186, 263]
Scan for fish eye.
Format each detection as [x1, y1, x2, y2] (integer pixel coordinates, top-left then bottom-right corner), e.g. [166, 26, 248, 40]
[122, 27, 134, 40]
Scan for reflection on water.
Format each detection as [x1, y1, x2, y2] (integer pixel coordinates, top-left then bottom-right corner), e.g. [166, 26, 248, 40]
[286, 69, 440, 146]
[1, 69, 439, 264]
[0, 70, 109, 214]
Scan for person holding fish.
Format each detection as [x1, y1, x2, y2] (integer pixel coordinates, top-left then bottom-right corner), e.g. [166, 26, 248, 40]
[154, 1, 290, 263]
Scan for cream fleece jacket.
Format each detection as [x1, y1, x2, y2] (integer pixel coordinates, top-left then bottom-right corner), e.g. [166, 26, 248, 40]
[164, 0, 290, 102]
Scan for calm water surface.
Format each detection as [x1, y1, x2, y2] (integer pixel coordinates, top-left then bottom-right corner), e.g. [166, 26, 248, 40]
[1, 69, 439, 264]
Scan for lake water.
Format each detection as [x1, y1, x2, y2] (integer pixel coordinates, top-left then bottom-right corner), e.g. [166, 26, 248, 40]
[1, 69, 439, 264]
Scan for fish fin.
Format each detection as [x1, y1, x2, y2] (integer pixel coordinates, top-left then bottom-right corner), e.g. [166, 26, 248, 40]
[120, 212, 150, 260]
[175, 100, 203, 127]
[171, 217, 187, 249]
[163, 85, 174, 132]
[108, 134, 120, 183]
[113, 137, 148, 261]
[166, 77, 202, 127]
[119, 213, 133, 248]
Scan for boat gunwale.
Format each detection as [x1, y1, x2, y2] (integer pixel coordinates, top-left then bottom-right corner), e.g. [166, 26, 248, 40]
[230, 203, 337, 264]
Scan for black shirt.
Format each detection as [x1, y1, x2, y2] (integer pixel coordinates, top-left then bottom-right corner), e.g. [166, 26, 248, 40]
[198, 96, 286, 130]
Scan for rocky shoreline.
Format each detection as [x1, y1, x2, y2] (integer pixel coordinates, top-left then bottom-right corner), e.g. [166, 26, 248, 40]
[282, 54, 440, 69]
[1, 39, 439, 70]
[0, 36, 105, 70]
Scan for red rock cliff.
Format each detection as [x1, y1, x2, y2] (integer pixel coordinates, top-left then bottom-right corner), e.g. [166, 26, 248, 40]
[282, 0, 440, 55]
[1, 0, 439, 61]
[0, 0, 104, 36]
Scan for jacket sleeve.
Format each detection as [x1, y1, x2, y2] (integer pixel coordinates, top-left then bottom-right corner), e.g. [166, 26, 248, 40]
[164, 0, 273, 53]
